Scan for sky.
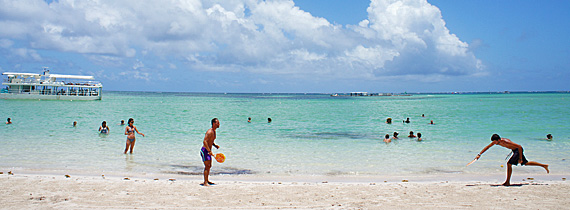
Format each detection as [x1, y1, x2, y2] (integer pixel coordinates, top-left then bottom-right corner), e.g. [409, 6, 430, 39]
[0, 0, 568, 93]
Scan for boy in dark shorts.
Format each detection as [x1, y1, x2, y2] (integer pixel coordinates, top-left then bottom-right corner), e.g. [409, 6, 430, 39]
[474, 134, 549, 186]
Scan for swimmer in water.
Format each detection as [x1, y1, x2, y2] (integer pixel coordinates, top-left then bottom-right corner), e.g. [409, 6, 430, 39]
[6, 118, 12, 124]
[124, 118, 144, 154]
[99, 121, 109, 134]
[546, 134, 552, 140]
[417, 133, 422, 141]
[384, 134, 391, 143]
[392, 132, 399, 139]
[408, 131, 416, 138]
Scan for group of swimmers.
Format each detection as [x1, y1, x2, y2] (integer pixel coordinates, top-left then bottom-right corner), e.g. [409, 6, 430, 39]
[383, 115, 432, 143]
[96, 120, 127, 133]
[383, 131, 422, 143]
[247, 117, 272, 123]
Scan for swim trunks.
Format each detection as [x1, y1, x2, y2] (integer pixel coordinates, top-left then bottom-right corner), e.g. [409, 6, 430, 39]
[508, 147, 528, 166]
[200, 147, 212, 162]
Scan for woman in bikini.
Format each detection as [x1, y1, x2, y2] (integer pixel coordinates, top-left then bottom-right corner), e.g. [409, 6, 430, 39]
[124, 118, 144, 154]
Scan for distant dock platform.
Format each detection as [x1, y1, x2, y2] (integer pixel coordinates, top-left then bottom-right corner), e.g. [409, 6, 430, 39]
[330, 92, 412, 97]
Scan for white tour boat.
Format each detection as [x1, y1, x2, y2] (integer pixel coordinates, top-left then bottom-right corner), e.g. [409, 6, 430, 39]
[1, 68, 102, 100]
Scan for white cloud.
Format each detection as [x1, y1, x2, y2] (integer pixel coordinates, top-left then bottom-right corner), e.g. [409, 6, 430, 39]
[119, 70, 150, 82]
[290, 49, 326, 61]
[344, 45, 399, 70]
[0, 0, 484, 84]
[132, 59, 144, 70]
[86, 55, 125, 67]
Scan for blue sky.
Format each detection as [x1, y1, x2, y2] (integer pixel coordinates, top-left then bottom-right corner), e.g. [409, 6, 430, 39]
[1, 0, 568, 93]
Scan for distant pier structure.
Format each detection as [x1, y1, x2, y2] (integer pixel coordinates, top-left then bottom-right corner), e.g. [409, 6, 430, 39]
[330, 92, 412, 97]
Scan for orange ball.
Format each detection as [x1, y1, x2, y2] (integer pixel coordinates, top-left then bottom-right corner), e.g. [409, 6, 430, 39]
[215, 153, 226, 163]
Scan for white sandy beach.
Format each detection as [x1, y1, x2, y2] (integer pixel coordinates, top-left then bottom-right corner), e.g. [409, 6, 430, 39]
[1, 171, 569, 209]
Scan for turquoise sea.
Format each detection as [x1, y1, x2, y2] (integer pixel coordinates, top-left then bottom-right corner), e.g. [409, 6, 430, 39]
[1, 92, 569, 178]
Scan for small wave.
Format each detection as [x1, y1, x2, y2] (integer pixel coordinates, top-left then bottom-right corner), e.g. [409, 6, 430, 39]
[421, 168, 463, 174]
[286, 132, 371, 140]
[166, 164, 256, 175]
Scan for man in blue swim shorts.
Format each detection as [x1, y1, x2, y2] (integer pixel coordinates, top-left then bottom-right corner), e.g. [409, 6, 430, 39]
[200, 118, 220, 186]
[200, 147, 212, 162]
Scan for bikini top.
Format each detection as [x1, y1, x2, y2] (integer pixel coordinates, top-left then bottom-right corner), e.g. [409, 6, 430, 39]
[126, 126, 135, 134]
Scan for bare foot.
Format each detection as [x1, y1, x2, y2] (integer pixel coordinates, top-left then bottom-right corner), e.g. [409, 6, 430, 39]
[502, 182, 511, 186]
[201, 182, 210, 186]
[544, 165, 549, 173]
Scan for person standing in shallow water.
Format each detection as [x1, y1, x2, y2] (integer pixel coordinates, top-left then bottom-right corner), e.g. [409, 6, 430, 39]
[201, 118, 220, 186]
[474, 134, 549, 186]
[99, 121, 109, 134]
[124, 118, 144, 154]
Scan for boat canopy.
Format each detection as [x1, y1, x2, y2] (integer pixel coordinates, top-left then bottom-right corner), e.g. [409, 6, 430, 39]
[2, 72, 94, 80]
[49, 74, 95, 80]
[2, 72, 41, 77]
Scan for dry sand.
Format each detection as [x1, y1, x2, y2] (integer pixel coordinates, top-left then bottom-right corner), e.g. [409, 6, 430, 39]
[1, 172, 569, 209]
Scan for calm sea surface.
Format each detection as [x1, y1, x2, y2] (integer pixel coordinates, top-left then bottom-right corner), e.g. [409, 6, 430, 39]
[1, 92, 569, 177]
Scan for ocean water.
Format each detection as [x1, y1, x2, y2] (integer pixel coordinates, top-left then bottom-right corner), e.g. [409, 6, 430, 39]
[1, 92, 569, 178]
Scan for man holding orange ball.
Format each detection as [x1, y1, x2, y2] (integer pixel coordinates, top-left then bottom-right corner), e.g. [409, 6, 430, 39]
[200, 118, 220, 186]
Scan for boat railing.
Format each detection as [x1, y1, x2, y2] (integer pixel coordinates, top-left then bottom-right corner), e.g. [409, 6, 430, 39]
[3, 79, 39, 85]
[3, 78, 101, 86]
[3, 80, 101, 87]
[63, 82, 102, 87]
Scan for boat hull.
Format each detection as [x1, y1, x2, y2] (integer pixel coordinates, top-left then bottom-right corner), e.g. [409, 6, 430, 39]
[0, 93, 101, 101]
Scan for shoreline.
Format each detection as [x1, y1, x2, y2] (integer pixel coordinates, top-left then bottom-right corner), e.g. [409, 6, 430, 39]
[2, 172, 569, 209]
[2, 167, 566, 184]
